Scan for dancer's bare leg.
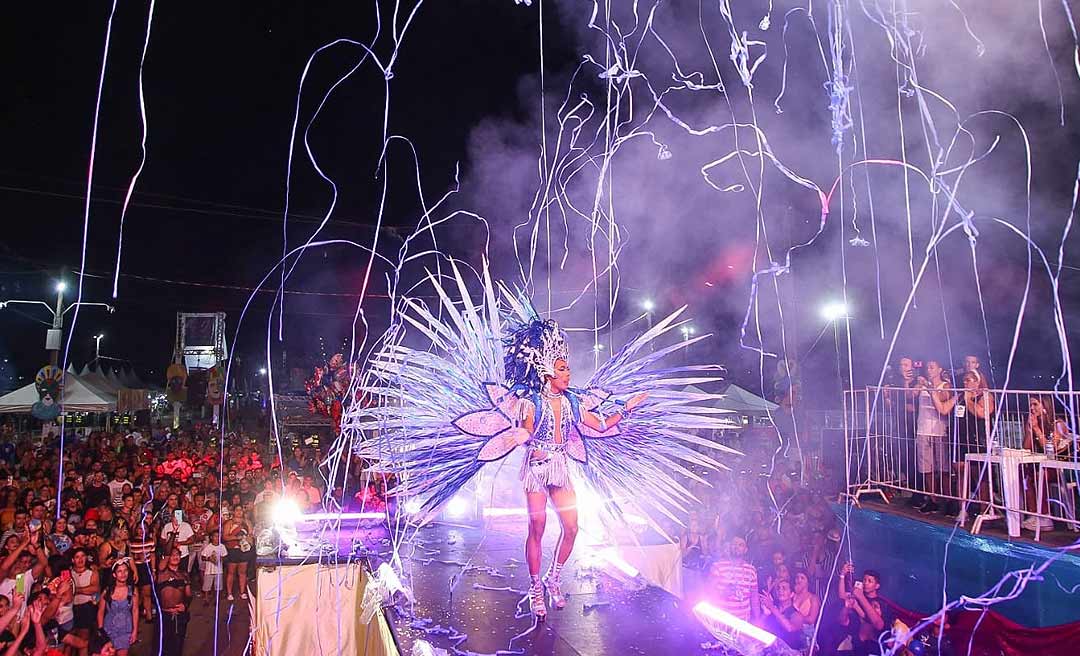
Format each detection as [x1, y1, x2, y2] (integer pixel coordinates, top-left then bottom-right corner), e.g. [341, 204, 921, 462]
[548, 486, 579, 566]
[544, 486, 578, 609]
[525, 490, 549, 616]
[525, 490, 548, 576]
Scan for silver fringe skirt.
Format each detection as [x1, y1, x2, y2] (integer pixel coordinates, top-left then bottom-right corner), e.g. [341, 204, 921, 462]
[521, 442, 574, 493]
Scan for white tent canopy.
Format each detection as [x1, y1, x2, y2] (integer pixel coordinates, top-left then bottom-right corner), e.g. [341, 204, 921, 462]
[685, 383, 779, 415]
[719, 384, 780, 414]
[0, 373, 116, 413]
[118, 366, 146, 389]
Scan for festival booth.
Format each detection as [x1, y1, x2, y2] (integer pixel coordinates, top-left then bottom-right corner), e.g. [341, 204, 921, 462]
[69, 363, 153, 415]
[0, 373, 115, 414]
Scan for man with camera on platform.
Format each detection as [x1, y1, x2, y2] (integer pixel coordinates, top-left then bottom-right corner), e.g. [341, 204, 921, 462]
[835, 561, 891, 656]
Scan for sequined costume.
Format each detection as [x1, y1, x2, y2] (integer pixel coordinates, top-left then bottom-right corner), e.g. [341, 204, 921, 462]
[519, 395, 577, 492]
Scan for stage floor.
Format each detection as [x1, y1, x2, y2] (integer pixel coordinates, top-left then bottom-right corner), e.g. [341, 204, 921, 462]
[386, 518, 713, 656]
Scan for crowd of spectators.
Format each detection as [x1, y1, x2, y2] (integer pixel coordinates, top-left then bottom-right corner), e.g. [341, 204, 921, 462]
[884, 353, 1076, 534]
[0, 422, 372, 656]
[676, 429, 939, 656]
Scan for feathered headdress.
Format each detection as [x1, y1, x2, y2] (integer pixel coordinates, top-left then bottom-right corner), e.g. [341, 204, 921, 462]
[502, 300, 568, 395]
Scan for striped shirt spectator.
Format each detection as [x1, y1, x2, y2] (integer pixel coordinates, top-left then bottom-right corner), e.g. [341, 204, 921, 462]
[707, 536, 760, 622]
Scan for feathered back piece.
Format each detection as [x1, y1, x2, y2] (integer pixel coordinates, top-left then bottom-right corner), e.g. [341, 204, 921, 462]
[501, 295, 568, 395]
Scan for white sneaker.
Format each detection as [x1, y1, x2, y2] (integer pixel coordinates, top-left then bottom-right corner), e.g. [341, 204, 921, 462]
[227, 594, 235, 601]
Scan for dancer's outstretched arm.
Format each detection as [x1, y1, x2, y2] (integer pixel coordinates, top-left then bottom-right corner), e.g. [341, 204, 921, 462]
[579, 392, 648, 431]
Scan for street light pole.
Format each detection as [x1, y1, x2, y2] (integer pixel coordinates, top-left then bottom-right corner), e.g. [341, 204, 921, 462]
[50, 282, 66, 366]
[642, 299, 655, 352]
[0, 276, 114, 367]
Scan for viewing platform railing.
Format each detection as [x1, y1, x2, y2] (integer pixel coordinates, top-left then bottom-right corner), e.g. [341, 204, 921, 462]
[843, 386, 1080, 540]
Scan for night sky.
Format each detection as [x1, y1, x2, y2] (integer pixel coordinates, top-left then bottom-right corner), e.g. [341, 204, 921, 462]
[2, 1, 1079, 400]
[1, 1, 564, 389]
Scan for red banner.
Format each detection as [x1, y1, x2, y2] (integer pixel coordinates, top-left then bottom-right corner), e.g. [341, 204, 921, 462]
[885, 597, 1080, 656]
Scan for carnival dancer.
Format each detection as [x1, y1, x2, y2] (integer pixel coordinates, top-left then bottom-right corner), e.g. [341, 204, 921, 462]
[350, 263, 738, 620]
[504, 317, 646, 617]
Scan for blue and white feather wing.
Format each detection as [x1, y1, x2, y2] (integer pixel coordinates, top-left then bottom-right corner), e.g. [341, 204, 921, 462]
[574, 307, 742, 532]
[345, 261, 511, 512]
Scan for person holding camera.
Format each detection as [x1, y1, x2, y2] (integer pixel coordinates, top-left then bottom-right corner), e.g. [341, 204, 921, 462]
[0, 525, 48, 616]
[913, 360, 954, 514]
[837, 562, 890, 656]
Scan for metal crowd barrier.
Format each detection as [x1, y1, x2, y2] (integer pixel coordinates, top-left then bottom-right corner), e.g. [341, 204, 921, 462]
[843, 386, 1080, 540]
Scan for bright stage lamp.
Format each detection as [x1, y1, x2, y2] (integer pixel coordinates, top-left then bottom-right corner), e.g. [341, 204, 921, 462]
[270, 498, 303, 528]
[692, 600, 777, 647]
[445, 496, 469, 519]
[820, 301, 849, 322]
[642, 299, 655, 312]
[596, 548, 640, 578]
[574, 487, 603, 517]
[55, 282, 67, 293]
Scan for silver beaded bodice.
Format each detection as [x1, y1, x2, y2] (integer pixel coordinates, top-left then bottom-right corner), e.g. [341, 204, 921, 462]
[531, 394, 572, 445]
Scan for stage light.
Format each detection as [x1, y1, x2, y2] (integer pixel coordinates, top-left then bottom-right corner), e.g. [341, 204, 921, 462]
[575, 487, 603, 517]
[55, 282, 67, 293]
[820, 301, 850, 322]
[445, 496, 469, 519]
[596, 548, 640, 578]
[301, 511, 384, 521]
[258, 367, 267, 375]
[270, 498, 303, 528]
[642, 299, 655, 312]
[403, 498, 423, 515]
[692, 601, 777, 646]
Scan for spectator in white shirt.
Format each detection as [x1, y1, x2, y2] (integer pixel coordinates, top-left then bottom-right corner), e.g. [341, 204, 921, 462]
[301, 475, 322, 509]
[107, 468, 132, 509]
[199, 531, 228, 598]
[160, 513, 195, 572]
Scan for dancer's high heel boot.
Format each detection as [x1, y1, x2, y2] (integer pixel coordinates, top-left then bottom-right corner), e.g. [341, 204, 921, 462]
[543, 561, 567, 610]
[529, 576, 547, 619]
